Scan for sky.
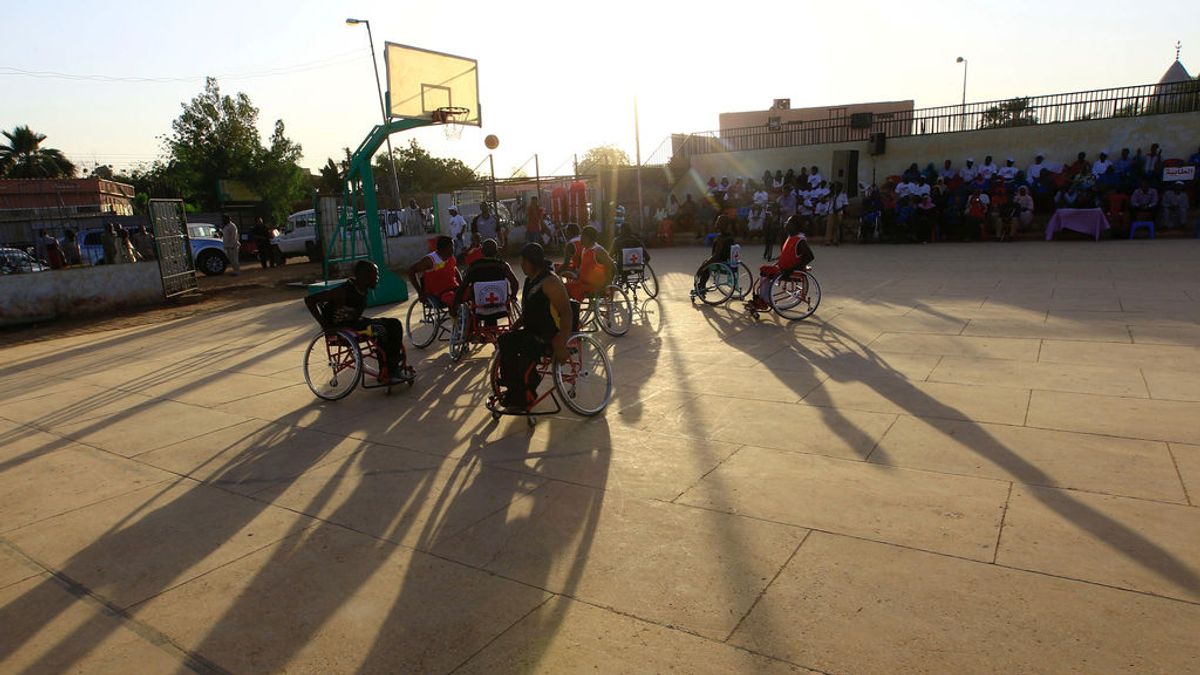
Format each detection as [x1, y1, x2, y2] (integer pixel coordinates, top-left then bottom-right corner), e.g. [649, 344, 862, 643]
[1, 0, 1197, 180]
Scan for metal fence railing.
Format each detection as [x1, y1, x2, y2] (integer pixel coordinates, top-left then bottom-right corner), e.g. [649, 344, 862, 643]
[677, 80, 1200, 157]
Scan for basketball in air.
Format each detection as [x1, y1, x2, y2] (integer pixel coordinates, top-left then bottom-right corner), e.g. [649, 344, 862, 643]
[484, 134, 499, 150]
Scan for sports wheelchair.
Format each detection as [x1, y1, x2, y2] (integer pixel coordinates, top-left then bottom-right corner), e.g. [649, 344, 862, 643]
[689, 243, 754, 306]
[448, 279, 521, 362]
[303, 326, 415, 400]
[613, 246, 659, 300]
[745, 265, 822, 321]
[486, 331, 613, 427]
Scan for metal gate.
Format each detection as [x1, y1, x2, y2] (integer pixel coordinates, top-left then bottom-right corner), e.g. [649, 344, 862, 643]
[148, 199, 198, 298]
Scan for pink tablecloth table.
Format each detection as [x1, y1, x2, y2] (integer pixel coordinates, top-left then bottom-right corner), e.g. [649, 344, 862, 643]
[1045, 208, 1111, 241]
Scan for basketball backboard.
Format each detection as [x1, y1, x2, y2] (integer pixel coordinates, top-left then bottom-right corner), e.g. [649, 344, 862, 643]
[384, 43, 480, 126]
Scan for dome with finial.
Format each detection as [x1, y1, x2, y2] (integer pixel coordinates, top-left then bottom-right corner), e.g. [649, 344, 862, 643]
[1159, 60, 1191, 85]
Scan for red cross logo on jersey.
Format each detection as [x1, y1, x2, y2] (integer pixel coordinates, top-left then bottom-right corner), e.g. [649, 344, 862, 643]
[485, 291, 500, 305]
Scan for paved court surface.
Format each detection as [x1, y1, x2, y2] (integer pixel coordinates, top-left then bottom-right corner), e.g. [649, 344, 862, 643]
[1, 241, 1199, 674]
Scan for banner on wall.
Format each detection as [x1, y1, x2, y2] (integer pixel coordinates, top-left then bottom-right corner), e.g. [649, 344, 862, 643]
[1163, 166, 1195, 182]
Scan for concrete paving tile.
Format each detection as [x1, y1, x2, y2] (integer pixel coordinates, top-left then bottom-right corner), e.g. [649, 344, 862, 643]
[0, 383, 156, 431]
[123, 367, 295, 408]
[767, 349, 943, 380]
[686, 397, 897, 460]
[52, 400, 252, 457]
[873, 416, 1185, 502]
[613, 388, 704, 429]
[328, 403, 531, 457]
[0, 547, 41, 591]
[963, 317, 1133, 342]
[1142, 368, 1200, 402]
[826, 313, 968, 337]
[257, 447, 538, 549]
[868, 332, 1041, 361]
[6, 480, 313, 609]
[479, 417, 740, 500]
[997, 486, 1200, 602]
[928, 355, 1149, 397]
[1039, 340, 1200, 371]
[130, 526, 549, 674]
[136, 419, 373, 495]
[0, 575, 184, 674]
[214, 381, 387, 428]
[1027, 390, 1200, 445]
[434, 481, 807, 639]
[1129, 324, 1200, 346]
[657, 365, 824, 403]
[729, 532, 1200, 674]
[1173, 444, 1200, 505]
[678, 445, 1007, 560]
[803, 378, 1031, 425]
[0, 441, 173, 534]
[457, 597, 814, 674]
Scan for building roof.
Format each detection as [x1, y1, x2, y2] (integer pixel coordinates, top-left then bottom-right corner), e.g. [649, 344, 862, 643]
[1158, 60, 1192, 85]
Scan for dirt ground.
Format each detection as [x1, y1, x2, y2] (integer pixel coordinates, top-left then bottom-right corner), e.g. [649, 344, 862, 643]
[0, 260, 324, 349]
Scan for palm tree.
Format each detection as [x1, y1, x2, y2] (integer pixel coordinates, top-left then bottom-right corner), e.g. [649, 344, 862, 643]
[0, 125, 76, 178]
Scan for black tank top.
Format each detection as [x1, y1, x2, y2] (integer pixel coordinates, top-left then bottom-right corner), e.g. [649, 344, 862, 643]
[522, 269, 558, 338]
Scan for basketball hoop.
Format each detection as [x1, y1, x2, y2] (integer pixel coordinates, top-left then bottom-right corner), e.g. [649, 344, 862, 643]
[433, 106, 470, 140]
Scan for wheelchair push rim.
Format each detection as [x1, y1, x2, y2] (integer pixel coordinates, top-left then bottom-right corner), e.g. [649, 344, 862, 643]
[555, 333, 613, 416]
[697, 263, 736, 305]
[596, 284, 633, 336]
[448, 306, 469, 362]
[640, 264, 659, 299]
[769, 271, 821, 321]
[303, 330, 362, 400]
[406, 299, 441, 348]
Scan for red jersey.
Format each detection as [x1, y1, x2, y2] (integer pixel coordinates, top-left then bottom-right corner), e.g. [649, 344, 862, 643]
[422, 251, 459, 296]
[464, 246, 484, 266]
[778, 233, 807, 270]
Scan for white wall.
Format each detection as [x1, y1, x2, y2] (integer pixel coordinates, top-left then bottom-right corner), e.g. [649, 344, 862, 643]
[0, 262, 164, 326]
[679, 111, 1200, 197]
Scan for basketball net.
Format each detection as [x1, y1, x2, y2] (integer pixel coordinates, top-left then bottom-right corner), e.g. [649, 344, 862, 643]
[435, 107, 468, 141]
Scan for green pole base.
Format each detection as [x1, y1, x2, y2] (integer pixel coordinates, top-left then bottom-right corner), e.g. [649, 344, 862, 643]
[367, 268, 409, 307]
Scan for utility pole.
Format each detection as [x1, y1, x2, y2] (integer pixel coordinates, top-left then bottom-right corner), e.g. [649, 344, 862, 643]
[634, 97, 644, 233]
[534, 154, 542, 204]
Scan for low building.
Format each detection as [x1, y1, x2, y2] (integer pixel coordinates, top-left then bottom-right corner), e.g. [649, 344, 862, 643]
[720, 99, 915, 136]
[0, 178, 135, 219]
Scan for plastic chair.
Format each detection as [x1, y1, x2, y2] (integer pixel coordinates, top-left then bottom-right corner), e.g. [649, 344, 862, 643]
[1129, 221, 1155, 240]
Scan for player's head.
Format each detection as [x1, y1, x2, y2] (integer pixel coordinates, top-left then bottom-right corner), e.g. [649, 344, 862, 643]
[520, 242, 551, 276]
[786, 214, 803, 236]
[580, 225, 598, 246]
[435, 235, 454, 257]
[353, 260, 379, 288]
[481, 238, 499, 258]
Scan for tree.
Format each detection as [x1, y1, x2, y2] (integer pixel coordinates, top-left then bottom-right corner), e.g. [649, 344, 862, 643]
[0, 125, 76, 178]
[576, 144, 632, 174]
[979, 98, 1038, 129]
[318, 158, 343, 195]
[162, 77, 306, 221]
[371, 139, 480, 197]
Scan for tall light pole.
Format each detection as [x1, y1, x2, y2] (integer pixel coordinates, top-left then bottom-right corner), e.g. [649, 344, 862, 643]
[956, 56, 968, 130]
[634, 97, 644, 234]
[347, 18, 403, 217]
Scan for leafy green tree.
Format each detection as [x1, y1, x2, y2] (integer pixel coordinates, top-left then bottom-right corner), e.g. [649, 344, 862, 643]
[162, 77, 306, 221]
[371, 139, 480, 196]
[0, 125, 76, 178]
[318, 158, 343, 195]
[577, 144, 632, 174]
[980, 98, 1038, 129]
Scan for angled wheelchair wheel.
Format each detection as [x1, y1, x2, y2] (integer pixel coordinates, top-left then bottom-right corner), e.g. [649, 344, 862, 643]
[596, 285, 633, 336]
[769, 271, 822, 321]
[697, 263, 736, 306]
[554, 333, 613, 416]
[406, 300, 440, 349]
[303, 331, 362, 401]
[448, 306, 470, 362]
[640, 264, 659, 299]
[733, 262, 755, 300]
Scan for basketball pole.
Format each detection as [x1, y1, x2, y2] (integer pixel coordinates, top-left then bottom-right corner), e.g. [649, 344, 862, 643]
[534, 154, 542, 204]
[347, 19, 403, 213]
[634, 96, 644, 234]
[488, 153, 498, 213]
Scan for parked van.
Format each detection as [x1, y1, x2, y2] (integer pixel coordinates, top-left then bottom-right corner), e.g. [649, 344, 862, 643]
[273, 209, 320, 261]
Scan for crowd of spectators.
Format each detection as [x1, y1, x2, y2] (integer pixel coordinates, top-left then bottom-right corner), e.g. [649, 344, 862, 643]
[861, 144, 1198, 242]
[663, 143, 1197, 246]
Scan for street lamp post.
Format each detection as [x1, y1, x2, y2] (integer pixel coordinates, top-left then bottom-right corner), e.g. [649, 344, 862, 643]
[956, 56, 968, 131]
[347, 18, 403, 221]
